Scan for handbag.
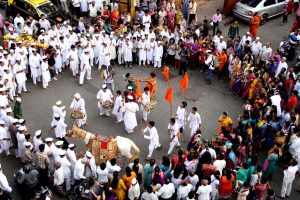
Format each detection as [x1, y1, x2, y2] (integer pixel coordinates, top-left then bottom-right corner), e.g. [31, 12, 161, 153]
[262, 153, 274, 172]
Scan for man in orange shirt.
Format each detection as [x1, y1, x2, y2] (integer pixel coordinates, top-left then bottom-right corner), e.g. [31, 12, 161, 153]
[218, 49, 228, 79]
[249, 13, 262, 39]
[144, 73, 157, 98]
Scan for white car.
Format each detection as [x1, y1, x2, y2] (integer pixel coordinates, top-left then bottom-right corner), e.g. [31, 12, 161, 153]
[233, 0, 286, 25]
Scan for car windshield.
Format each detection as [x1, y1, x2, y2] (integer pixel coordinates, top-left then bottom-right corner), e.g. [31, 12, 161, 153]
[240, 0, 261, 7]
[37, 2, 58, 16]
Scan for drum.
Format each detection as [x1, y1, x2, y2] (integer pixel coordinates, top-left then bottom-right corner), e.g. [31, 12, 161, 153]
[70, 110, 85, 119]
[144, 99, 157, 112]
[102, 101, 113, 109]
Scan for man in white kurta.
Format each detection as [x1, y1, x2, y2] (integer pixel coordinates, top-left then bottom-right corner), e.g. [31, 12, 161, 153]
[117, 36, 124, 65]
[57, 150, 72, 191]
[98, 42, 110, 70]
[96, 84, 113, 116]
[142, 12, 151, 33]
[112, 91, 124, 123]
[16, 126, 26, 161]
[79, 50, 92, 85]
[143, 121, 161, 159]
[51, 114, 67, 140]
[167, 122, 181, 156]
[0, 120, 10, 156]
[123, 38, 133, 68]
[187, 107, 202, 137]
[123, 96, 139, 133]
[13, 58, 27, 94]
[154, 41, 164, 68]
[53, 100, 66, 121]
[67, 45, 79, 77]
[85, 151, 97, 177]
[70, 93, 87, 127]
[175, 102, 187, 129]
[33, 130, 43, 152]
[93, 34, 102, 64]
[66, 144, 77, 185]
[141, 87, 150, 121]
[29, 49, 42, 85]
[138, 37, 147, 67]
[146, 37, 155, 66]
[41, 57, 51, 89]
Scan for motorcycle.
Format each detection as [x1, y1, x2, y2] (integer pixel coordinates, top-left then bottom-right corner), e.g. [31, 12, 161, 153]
[279, 38, 291, 58]
[14, 164, 52, 200]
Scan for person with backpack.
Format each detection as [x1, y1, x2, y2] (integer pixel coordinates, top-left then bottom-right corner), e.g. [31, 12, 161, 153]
[205, 50, 214, 85]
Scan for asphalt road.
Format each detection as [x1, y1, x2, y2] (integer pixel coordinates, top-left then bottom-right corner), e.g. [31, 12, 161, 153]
[1, 10, 300, 200]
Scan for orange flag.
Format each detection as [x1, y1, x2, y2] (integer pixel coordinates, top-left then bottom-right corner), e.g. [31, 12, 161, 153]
[179, 72, 189, 92]
[164, 87, 173, 105]
[135, 78, 142, 99]
[162, 66, 170, 83]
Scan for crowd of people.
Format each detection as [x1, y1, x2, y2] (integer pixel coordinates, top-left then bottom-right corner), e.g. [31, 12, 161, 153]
[0, 0, 300, 199]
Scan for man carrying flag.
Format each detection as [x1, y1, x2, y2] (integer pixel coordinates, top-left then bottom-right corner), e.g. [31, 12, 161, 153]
[141, 73, 157, 97]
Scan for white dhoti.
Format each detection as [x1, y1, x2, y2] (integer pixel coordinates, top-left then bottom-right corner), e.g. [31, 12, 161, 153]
[79, 67, 92, 85]
[141, 105, 149, 121]
[98, 102, 110, 116]
[112, 105, 123, 122]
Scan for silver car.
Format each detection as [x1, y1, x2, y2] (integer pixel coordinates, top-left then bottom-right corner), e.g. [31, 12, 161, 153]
[233, 0, 286, 24]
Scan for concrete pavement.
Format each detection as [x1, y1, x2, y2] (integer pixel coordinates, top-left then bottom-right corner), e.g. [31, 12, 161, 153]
[1, 1, 300, 199]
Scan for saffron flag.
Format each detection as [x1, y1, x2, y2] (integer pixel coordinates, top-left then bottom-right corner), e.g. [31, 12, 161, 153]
[135, 78, 142, 99]
[179, 72, 189, 92]
[162, 66, 170, 83]
[164, 87, 173, 105]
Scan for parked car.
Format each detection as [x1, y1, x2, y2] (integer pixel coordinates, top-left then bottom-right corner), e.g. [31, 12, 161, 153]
[6, 0, 69, 25]
[233, 0, 286, 25]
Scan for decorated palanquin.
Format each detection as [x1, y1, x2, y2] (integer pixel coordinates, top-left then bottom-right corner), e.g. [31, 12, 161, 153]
[86, 135, 118, 165]
[3, 30, 49, 49]
[68, 123, 118, 165]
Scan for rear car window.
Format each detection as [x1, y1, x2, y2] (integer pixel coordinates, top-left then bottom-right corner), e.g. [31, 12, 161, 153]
[240, 0, 261, 7]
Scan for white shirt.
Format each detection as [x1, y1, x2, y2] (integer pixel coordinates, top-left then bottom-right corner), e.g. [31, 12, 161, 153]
[106, 160, 121, 179]
[275, 61, 288, 77]
[196, 185, 212, 200]
[66, 148, 77, 166]
[144, 126, 160, 146]
[51, 118, 67, 138]
[89, 4, 98, 17]
[128, 183, 141, 200]
[0, 172, 12, 192]
[283, 165, 299, 182]
[141, 192, 159, 200]
[251, 41, 262, 55]
[213, 159, 226, 176]
[96, 167, 109, 184]
[39, 19, 51, 31]
[260, 46, 272, 62]
[74, 159, 86, 180]
[33, 136, 43, 152]
[54, 167, 64, 186]
[200, 148, 217, 160]
[210, 175, 220, 192]
[96, 89, 113, 103]
[187, 175, 199, 191]
[156, 183, 175, 199]
[177, 183, 193, 200]
[188, 112, 202, 129]
[270, 94, 282, 117]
